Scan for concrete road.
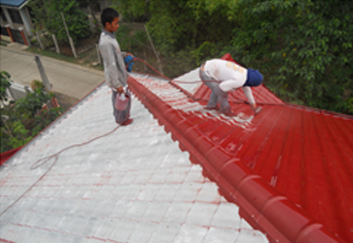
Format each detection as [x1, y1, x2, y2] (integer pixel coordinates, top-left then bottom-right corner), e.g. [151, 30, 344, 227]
[0, 43, 104, 100]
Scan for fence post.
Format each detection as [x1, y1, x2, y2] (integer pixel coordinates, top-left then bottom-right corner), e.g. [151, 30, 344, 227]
[96, 44, 101, 65]
[5, 24, 14, 43]
[144, 25, 164, 75]
[19, 27, 29, 46]
[143, 49, 148, 72]
[52, 34, 60, 54]
[34, 55, 52, 91]
[36, 31, 44, 50]
[61, 11, 77, 58]
[69, 36, 77, 58]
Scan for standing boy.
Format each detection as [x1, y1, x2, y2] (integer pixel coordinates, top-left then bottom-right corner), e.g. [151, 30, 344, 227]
[99, 8, 133, 126]
[199, 59, 263, 116]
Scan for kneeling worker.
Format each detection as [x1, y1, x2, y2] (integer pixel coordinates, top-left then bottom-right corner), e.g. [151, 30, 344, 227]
[199, 59, 263, 116]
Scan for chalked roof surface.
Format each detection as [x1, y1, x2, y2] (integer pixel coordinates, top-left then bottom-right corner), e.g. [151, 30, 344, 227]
[1, 55, 353, 243]
[0, 75, 268, 242]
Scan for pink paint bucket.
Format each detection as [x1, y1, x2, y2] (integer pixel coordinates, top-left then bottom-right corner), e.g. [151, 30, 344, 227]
[115, 93, 129, 111]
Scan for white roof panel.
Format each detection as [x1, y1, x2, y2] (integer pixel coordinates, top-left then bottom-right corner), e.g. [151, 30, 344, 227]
[0, 83, 268, 242]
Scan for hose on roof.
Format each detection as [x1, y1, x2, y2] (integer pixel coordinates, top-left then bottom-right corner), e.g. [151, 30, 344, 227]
[0, 124, 123, 217]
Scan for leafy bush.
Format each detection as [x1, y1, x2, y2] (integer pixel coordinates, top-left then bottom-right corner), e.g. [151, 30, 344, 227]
[0, 71, 13, 104]
[0, 72, 63, 153]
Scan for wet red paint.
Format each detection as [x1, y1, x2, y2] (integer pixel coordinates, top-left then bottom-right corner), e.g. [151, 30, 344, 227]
[128, 67, 352, 242]
[0, 146, 23, 166]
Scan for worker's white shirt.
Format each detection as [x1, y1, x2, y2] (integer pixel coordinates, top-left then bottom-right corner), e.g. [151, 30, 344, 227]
[203, 59, 255, 105]
[204, 59, 248, 86]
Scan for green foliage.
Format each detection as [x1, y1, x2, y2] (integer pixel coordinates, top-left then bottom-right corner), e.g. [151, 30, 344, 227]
[191, 41, 223, 66]
[28, 0, 91, 43]
[76, 0, 101, 31]
[0, 71, 12, 103]
[115, 23, 148, 54]
[113, 0, 149, 22]
[112, 0, 236, 56]
[227, 0, 353, 114]
[115, 24, 132, 51]
[0, 73, 63, 153]
[113, 0, 233, 54]
[27, 0, 47, 31]
[6, 121, 33, 149]
[15, 88, 54, 118]
[162, 47, 197, 78]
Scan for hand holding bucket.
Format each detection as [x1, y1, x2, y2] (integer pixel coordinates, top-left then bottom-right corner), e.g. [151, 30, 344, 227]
[115, 92, 129, 111]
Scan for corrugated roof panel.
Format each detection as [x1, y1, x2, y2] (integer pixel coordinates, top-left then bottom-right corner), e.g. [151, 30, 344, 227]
[1, 55, 351, 242]
[129, 72, 352, 242]
[234, 105, 353, 242]
[189, 83, 284, 106]
[0, 82, 268, 242]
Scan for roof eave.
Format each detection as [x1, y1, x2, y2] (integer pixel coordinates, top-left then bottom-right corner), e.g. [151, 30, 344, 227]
[0, 0, 30, 10]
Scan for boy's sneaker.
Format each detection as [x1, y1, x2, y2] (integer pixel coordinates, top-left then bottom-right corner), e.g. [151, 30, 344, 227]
[117, 118, 134, 126]
[121, 118, 134, 126]
[221, 108, 234, 116]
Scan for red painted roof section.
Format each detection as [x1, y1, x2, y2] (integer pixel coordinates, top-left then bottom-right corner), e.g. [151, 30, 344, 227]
[128, 58, 353, 242]
[193, 83, 284, 106]
[0, 146, 23, 166]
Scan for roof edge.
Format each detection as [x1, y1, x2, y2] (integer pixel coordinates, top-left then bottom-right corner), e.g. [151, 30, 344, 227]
[0, 80, 106, 167]
[286, 103, 353, 120]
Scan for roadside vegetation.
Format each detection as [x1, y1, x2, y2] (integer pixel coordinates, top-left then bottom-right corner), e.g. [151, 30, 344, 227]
[0, 72, 62, 153]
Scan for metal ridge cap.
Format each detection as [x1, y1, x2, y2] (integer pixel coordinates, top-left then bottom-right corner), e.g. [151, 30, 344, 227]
[127, 75, 343, 243]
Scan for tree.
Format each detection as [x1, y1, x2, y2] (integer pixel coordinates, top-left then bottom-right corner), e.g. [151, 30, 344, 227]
[77, 0, 101, 29]
[226, 0, 353, 114]
[27, 0, 47, 31]
[28, 0, 91, 43]
[112, 0, 234, 61]
[112, 0, 150, 22]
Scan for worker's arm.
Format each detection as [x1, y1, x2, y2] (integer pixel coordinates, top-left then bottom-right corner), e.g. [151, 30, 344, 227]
[219, 79, 244, 92]
[242, 86, 263, 113]
[241, 86, 256, 106]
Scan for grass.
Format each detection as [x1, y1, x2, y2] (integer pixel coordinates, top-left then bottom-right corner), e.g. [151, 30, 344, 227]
[26, 46, 77, 63]
[26, 45, 104, 71]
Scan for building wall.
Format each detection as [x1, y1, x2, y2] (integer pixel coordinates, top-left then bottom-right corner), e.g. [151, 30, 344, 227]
[0, 6, 33, 37]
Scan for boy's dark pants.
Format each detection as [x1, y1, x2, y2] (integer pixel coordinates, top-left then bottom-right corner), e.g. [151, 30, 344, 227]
[111, 88, 131, 124]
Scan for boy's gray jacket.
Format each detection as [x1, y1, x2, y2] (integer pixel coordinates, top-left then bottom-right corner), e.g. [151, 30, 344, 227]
[98, 29, 127, 89]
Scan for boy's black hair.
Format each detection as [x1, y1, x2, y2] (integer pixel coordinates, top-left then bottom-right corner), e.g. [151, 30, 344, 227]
[101, 8, 119, 27]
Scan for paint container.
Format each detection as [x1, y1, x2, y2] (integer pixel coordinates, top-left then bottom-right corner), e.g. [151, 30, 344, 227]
[115, 93, 129, 111]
